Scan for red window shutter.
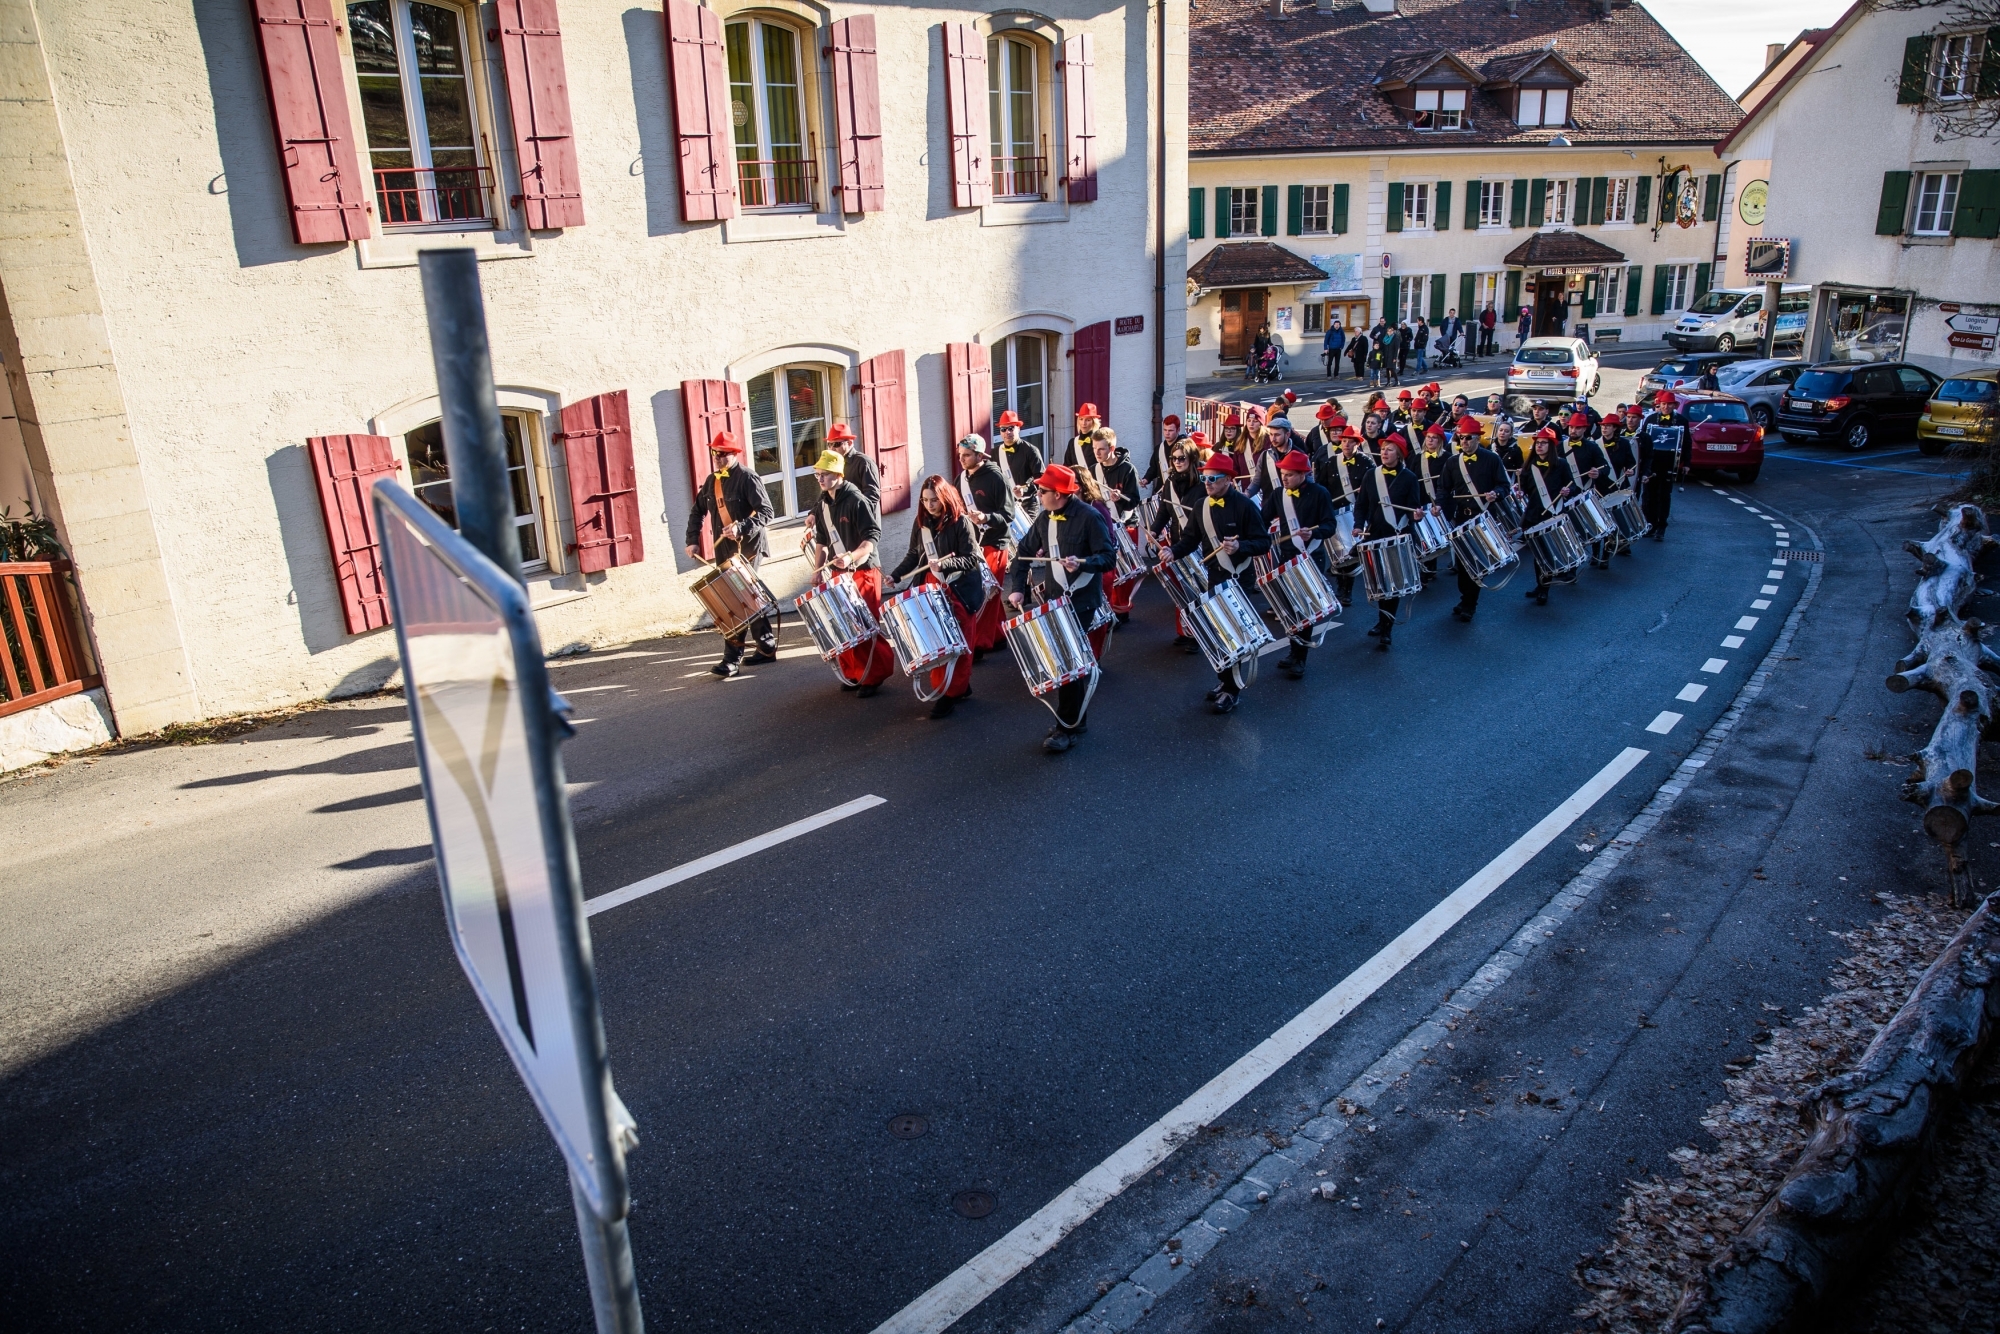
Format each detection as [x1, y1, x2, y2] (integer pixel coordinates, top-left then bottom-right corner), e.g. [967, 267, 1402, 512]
[558, 391, 643, 573]
[494, 0, 584, 229]
[827, 16, 885, 214]
[680, 379, 747, 559]
[855, 351, 911, 514]
[945, 342, 992, 444]
[664, 0, 735, 222]
[1070, 321, 1111, 423]
[251, 0, 372, 243]
[941, 24, 991, 209]
[1060, 35, 1098, 204]
[306, 434, 397, 634]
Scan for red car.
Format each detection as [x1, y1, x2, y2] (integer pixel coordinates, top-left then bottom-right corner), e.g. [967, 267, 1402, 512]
[1670, 389, 1765, 484]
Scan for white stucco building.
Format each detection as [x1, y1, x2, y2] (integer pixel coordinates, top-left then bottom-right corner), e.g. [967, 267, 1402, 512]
[0, 0, 1188, 742]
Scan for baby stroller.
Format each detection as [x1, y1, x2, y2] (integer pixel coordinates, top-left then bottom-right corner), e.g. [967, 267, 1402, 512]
[1243, 342, 1285, 384]
[1434, 339, 1465, 371]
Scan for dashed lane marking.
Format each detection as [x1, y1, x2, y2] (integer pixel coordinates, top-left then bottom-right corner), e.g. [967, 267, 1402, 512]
[1752, 599, 1772, 610]
[1722, 634, 1746, 648]
[1702, 658, 1728, 673]
[1646, 711, 1683, 735]
[1676, 683, 1708, 703]
[1736, 616, 1760, 631]
[1762, 585, 1780, 594]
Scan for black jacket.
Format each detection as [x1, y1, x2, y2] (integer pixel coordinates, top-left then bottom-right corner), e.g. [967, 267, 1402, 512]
[1601, 433, 1638, 481]
[1142, 438, 1184, 489]
[685, 462, 773, 558]
[1171, 488, 1271, 583]
[958, 460, 1016, 547]
[1260, 479, 1339, 571]
[1086, 451, 1142, 521]
[1318, 448, 1376, 510]
[811, 480, 882, 570]
[841, 449, 881, 512]
[1412, 448, 1455, 506]
[1008, 498, 1117, 620]
[1444, 447, 1510, 525]
[891, 513, 987, 614]
[1562, 437, 1613, 493]
[1352, 465, 1424, 541]
[995, 434, 1044, 512]
[1148, 468, 1203, 546]
[1638, 417, 1687, 478]
[1516, 455, 1578, 527]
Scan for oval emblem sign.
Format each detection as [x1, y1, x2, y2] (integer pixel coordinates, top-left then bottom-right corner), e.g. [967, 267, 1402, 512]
[1739, 179, 1769, 226]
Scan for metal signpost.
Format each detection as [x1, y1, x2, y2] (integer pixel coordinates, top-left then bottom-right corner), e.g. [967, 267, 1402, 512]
[373, 249, 644, 1334]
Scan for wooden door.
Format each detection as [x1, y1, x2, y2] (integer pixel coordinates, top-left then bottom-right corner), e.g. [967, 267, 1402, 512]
[1221, 291, 1245, 360]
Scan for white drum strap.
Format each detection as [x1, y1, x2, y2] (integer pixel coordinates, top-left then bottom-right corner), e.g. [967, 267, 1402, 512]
[820, 495, 848, 558]
[1373, 469, 1406, 533]
[1280, 487, 1318, 556]
[1457, 453, 1489, 514]
[1159, 446, 1190, 529]
[1335, 457, 1358, 506]
[1421, 454, 1443, 502]
[1200, 494, 1239, 575]
[1531, 462, 1556, 514]
[1046, 510, 1091, 593]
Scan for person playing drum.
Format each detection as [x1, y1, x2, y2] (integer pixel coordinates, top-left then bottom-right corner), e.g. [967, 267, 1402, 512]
[1065, 402, 1105, 470]
[993, 410, 1043, 518]
[1007, 464, 1117, 753]
[1086, 427, 1143, 626]
[1318, 425, 1374, 608]
[1637, 391, 1685, 542]
[955, 434, 1016, 657]
[1598, 412, 1639, 561]
[1561, 412, 1615, 569]
[1413, 423, 1454, 588]
[1149, 436, 1206, 653]
[1353, 437, 1424, 651]
[808, 451, 893, 694]
[1143, 413, 1184, 492]
[1212, 411, 1250, 478]
[887, 476, 986, 719]
[1168, 452, 1270, 714]
[824, 422, 879, 516]
[1445, 416, 1510, 624]
[684, 431, 778, 678]
[1518, 427, 1579, 607]
[1260, 448, 1339, 679]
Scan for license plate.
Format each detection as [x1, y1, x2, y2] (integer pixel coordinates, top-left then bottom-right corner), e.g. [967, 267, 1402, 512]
[1939, 425, 1967, 436]
[1707, 442, 1738, 452]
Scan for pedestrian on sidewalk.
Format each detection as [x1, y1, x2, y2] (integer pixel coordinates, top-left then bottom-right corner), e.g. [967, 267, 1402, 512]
[1516, 305, 1533, 347]
[1438, 309, 1462, 363]
[1348, 327, 1368, 380]
[1414, 317, 1432, 374]
[1323, 320, 1345, 378]
[1479, 303, 1498, 356]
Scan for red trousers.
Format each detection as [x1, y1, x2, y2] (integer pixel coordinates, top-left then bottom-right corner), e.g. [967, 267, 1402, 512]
[1088, 619, 1112, 658]
[972, 547, 1008, 651]
[1101, 525, 1140, 614]
[833, 567, 895, 688]
[924, 577, 975, 699]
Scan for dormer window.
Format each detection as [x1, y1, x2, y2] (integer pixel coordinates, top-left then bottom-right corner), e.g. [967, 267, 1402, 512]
[1413, 88, 1466, 130]
[1516, 86, 1569, 128]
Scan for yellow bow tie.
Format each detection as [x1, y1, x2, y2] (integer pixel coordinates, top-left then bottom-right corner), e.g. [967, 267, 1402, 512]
[1209, 497, 1226, 508]
[715, 468, 730, 478]
[1286, 488, 1300, 497]
[1050, 513, 1066, 522]
[1382, 468, 1399, 476]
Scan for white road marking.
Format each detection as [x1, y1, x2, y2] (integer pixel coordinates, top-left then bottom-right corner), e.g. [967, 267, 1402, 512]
[1752, 599, 1772, 610]
[1735, 616, 1760, 631]
[1768, 569, 1785, 578]
[1774, 534, 1790, 542]
[1646, 712, 1683, 734]
[1702, 658, 1728, 673]
[1722, 635, 1746, 648]
[584, 795, 888, 918]
[1676, 683, 1707, 702]
[1761, 585, 1780, 594]
[867, 748, 1652, 1334]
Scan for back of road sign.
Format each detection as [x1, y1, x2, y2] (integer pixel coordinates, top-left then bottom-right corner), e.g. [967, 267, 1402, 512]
[374, 481, 631, 1221]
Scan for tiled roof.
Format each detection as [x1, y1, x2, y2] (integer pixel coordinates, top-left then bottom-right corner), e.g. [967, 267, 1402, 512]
[1502, 230, 1630, 266]
[1191, 0, 1743, 156]
[1188, 242, 1331, 288]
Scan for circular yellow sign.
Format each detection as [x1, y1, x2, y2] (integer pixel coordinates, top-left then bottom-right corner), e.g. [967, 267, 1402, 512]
[1739, 179, 1769, 226]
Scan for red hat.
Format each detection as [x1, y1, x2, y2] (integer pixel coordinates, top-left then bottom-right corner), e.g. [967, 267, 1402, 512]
[1033, 463, 1079, 494]
[1278, 449, 1312, 473]
[997, 410, 1023, 428]
[1567, 413, 1590, 430]
[1424, 424, 1446, 439]
[1535, 426, 1560, 442]
[1199, 452, 1238, 478]
[1456, 415, 1481, 435]
[1163, 414, 1182, 430]
[1315, 402, 1338, 422]
[1653, 390, 1677, 407]
[1281, 389, 1299, 405]
[1416, 386, 1433, 400]
[1426, 382, 1442, 395]
[1076, 402, 1101, 419]
[1398, 390, 1414, 401]
[1188, 429, 1209, 449]
[1223, 411, 1242, 426]
[1623, 403, 1643, 417]
[826, 422, 856, 443]
[708, 431, 742, 455]
[1341, 425, 1362, 441]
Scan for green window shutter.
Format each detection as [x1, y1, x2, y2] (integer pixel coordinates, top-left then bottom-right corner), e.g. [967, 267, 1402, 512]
[1464, 180, 1481, 229]
[1650, 265, 1671, 316]
[1528, 178, 1547, 227]
[1589, 177, 1608, 225]
[1332, 183, 1350, 234]
[1459, 272, 1475, 318]
[1693, 262, 1712, 302]
[1982, 29, 2000, 97]
[1581, 275, 1597, 319]
[1383, 279, 1400, 324]
[1899, 35, 1932, 104]
[1504, 271, 1522, 321]
[1633, 175, 1651, 224]
[1286, 184, 1303, 236]
[1624, 266, 1642, 317]
[1387, 181, 1405, 233]
[1429, 275, 1446, 323]
[1435, 180, 1452, 231]
[1702, 174, 1722, 222]
[1509, 178, 1529, 227]
[1876, 170, 1912, 235]
[1953, 169, 2000, 238]
[1216, 188, 1231, 239]
[1261, 184, 1279, 237]
[1189, 187, 1205, 240]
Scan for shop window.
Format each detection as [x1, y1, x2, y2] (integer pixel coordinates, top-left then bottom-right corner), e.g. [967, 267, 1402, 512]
[1413, 88, 1466, 130]
[1516, 86, 1569, 128]
[1228, 187, 1260, 238]
[727, 17, 815, 210]
[990, 332, 1052, 452]
[1300, 185, 1331, 235]
[987, 34, 1050, 200]
[406, 414, 550, 568]
[1479, 180, 1506, 227]
[746, 365, 831, 516]
[1402, 181, 1432, 229]
[348, 0, 495, 228]
[1914, 171, 1961, 235]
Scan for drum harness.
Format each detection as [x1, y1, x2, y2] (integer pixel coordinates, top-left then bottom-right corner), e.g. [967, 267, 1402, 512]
[814, 492, 887, 687]
[1021, 507, 1102, 728]
[1199, 497, 1260, 689]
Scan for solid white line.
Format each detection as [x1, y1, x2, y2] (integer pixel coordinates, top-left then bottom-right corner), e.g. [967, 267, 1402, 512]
[1646, 711, 1683, 734]
[1676, 683, 1707, 702]
[583, 795, 887, 918]
[868, 748, 1650, 1334]
[1702, 658, 1728, 673]
[1722, 635, 1746, 648]
[1736, 616, 1760, 631]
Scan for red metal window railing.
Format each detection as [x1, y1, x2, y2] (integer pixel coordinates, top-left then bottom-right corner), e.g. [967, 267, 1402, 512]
[737, 158, 818, 210]
[992, 154, 1048, 201]
[373, 166, 496, 227]
[0, 561, 100, 720]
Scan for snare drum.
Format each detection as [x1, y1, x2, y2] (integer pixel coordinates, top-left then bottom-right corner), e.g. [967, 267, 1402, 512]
[1410, 506, 1453, 558]
[1559, 490, 1614, 543]
[1487, 490, 1525, 542]
[879, 583, 968, 679]
[1257, 556, 1342, 635]
[1007, 507, 1033, 547]
[690, 559, 774, 638]
[1524, 515, 1586, 575]
[1326, 508, 1358, 569]
[1003, 596, 1096, 696]
[1357, 534, 1423, 601]
[1602, 488, 1649, 541]
[1112, 523, 1147, 585]
[1448, 512, 1518, 584]
[795, 573, 878, 659]
[1155, 551, 1210, 610]
[1185, 578, 1272, 673]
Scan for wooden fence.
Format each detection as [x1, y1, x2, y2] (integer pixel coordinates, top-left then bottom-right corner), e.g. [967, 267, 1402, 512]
[0, 561, 99, 720]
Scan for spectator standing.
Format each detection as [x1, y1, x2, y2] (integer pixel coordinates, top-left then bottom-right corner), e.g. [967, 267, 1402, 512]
[1516, 304, 1533, 346]
[1348, 325, 1369, 379]
[1413, 317, 1432, 374]
[1479, 303, 1498, 356]
[1396, 320, 1413, 378]
[1324, 320, 1345, 378]
[1438, 309, 1461, 363]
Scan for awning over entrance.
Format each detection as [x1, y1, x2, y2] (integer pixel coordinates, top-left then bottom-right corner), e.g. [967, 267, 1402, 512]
[1502, 231, 1628, 270]
[1188, 242, 1329, 291]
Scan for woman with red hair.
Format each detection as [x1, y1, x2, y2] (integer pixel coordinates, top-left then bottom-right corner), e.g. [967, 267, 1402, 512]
[887, 475, 985, 717]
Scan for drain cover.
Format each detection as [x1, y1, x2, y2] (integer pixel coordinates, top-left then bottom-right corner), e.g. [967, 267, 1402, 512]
[951, 1190, 996, 1219]
[1776, 549, 1822, 563]
[887, 1114, 928, 1140]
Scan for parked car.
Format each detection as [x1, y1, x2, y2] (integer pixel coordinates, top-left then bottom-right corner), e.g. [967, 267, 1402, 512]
[1637, 352, 1759, 400]
[1506, 337, 1600, 401]
[1670, 390, 1766, 483]
[1712, 358, 1805, 428]
[1776, 361, 1940, 450]
[1918, 368, 2000, 456]
[1665, 285, 1812, 353]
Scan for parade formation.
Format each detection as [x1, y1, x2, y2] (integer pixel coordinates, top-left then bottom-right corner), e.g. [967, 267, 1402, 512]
[684, 383, 1694, 754]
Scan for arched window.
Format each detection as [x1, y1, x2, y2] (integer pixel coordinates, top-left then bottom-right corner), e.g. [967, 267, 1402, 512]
[746, 363, 834, 516]
[347, 0, 493, 226]
[987, 34, 1049, 200]
[727, 17, 814, 210]
[403, 414, 552, 570]
[990, 333, 1053, 452]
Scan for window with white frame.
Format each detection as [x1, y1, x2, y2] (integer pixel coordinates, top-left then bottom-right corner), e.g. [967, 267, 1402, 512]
[727, 17, 813, 210]
[348, 0, 494, 228]
[1479, 180, 1506, 227]
[1300, 184, 1331, 235]
[1600, 267, 1622, 314]
[407, 415, 550, 568]
[990, 333, 1052, 454]
[1934, 33, 1984, 101]
[1403, 181, 1432, 229]
[1914, 171, 1962, 235]
[987, 35, 1047, 200]
[1545, 178, 1575, 226]
[1304, 303, 1325, 334]
[1605, 177, 1634, 223]
[1397, 274, 1430, 318]
[1474, 272, 1499, 313]
[747, 365, 832, 517]
[1515, 86, 1569, 128]
[1661, 264, 1693, 311]
[1228, 187, 1260, 237]
[1412, 87, 1467, 130]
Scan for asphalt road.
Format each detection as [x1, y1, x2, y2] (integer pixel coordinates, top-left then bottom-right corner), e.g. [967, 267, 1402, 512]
[0, 407, 1967, 1333]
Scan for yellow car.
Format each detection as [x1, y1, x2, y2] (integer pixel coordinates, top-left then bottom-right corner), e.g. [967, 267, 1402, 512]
[1919, 367, 1999, 455]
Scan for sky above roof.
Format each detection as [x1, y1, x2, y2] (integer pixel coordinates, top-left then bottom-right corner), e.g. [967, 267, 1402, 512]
[1644, 0, 1851, 100]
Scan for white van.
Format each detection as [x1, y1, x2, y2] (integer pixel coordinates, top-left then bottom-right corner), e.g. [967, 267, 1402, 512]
[1666, 285, 1811, 353]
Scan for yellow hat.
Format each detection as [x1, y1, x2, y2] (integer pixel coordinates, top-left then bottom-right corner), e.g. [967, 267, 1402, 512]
[814, 450, 846, 473]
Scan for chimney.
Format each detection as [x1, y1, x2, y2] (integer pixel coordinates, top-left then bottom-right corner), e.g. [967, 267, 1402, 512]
[1270, 0, 1283, 15]
[1317, 0, 1334, 11]
[1765, 42, 1784, 68]
[1360, 0, 1396, 13]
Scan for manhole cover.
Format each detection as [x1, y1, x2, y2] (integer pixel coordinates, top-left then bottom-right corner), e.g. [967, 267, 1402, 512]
[1776, 549, 1822, 563]
[951, 1190, 996, 1219]
[887, 1114, 928, 1140]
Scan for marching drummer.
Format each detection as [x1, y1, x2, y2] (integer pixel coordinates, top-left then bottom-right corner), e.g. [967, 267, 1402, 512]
[1066, 402, 1105, 469]
[1445, 416, 1510, 624]
[1561, 412, 1615, 569]
[825, 422, 880, 516]
[809, 451, 894, 695]
[1637, 391, 1685, 541]
[1353, 437, 1424, 651]
[1319, 425, 1374, 610]
[1260, 448, 1339, 679]
[1007, 464, 1118, 753]
[1144, 413, 1184, 491]
[1413, 424, 1454, 589]
[1089, 427, 1144, 625]
[1168, 452, 1270, 714]
[955, 434, 1016, 657]
[1149, 436, 1206, 653]
[994, 410, 1043, 518]
[1517, 427, 1579, 607]
[888, 476, 986, 719]
[684, 431, 778, 678]
[1304, 400, 1345, 466]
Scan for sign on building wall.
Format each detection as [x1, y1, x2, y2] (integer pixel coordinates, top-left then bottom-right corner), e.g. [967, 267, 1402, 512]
[1306, 254, 1364, 297]
[1738, 180, 1769, 226]
[1115, 315, 1145, 335]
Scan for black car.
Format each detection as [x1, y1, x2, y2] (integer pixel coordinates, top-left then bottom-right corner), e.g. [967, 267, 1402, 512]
[1776, 362, 1941, 450]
